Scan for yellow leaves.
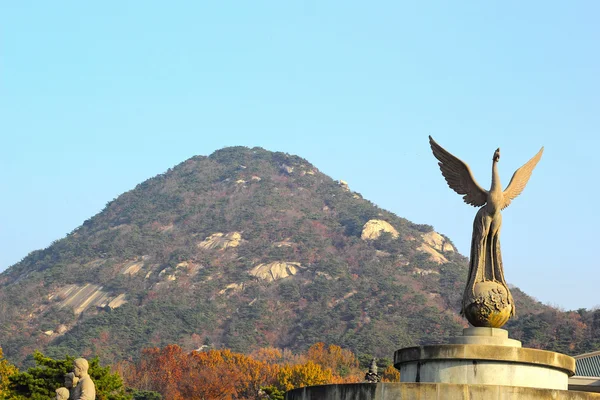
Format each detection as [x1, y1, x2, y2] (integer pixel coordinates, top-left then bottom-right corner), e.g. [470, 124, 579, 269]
[0, 347, 18, 398]
[277, 361, 333, 392]
[275, 343, 362, 391]
[381, 365, 400, 382]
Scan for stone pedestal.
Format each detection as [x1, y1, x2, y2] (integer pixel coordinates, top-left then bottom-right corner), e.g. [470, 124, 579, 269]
[285, 383, 600, 399]
[448, 327, 521, 347]
[394, 328, 575, 390]
[285, 329, 597, 399]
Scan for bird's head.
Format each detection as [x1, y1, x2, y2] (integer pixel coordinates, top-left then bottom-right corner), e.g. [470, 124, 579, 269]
[493, 148, 500, 162]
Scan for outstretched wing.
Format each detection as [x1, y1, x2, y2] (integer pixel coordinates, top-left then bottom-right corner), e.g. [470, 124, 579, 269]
[502, 147, 544, 209]
[429, 136, 488, 207]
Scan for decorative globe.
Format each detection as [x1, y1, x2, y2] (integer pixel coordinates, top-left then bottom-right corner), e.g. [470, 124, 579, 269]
[464, 281, 512, 328]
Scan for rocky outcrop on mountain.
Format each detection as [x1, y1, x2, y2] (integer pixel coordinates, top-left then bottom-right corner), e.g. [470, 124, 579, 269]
[249, 261, 301, 282]
[416, 243, 448, 264]
[415, 231, 455, 264]
[421, 231, 454, 253]
[198, 232, 242, 250]
[360, 220, 399, 240]
[338, 180, 350, 192]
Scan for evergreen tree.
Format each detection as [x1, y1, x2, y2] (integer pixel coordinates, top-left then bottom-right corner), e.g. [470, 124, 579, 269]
[8, 352, 130, 400]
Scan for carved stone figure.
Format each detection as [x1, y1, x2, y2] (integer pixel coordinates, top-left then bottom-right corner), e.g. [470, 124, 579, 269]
[65, 372, 79, 398]
[71, 358, 96, 400]
[364, 358, 381, 383]
[55, 387, 70, 400]
[429, 136, 543, 328]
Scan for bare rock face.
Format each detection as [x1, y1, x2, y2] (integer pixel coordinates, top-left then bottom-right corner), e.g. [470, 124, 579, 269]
[198, 232, 242, 250]
[421, 231, 454, 253]
[281, 164, 294, 174]
[416, 231, 455, 264]
[107, 294, 127, 309]
[416, 243, 448, 264]
[273, 240, 295, 248]
[54, 284, 127, 314]
[249, 262, 301, 282]
[219, 283, 244, 295]
[338, 180, 350, 192]
[412, 267, 440, 276]
[361, 220, 399, 241]
[57, 284, 111, 315]
[120, 260, 144, 275]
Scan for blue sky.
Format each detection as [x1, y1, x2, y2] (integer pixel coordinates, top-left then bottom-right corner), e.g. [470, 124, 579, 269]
[1, 2, 598, 310]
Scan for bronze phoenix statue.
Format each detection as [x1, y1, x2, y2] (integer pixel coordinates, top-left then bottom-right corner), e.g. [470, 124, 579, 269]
[429, 136, 543, 328]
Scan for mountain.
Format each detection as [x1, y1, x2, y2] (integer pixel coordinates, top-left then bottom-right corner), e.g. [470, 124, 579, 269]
[1, 146, 598, 367]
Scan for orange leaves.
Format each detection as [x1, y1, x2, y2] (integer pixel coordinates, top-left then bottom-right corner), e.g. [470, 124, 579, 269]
[306, 342, 358, 375]
[136, 344, 190, 399]
[190, 349, 279, 398]
[125, 346, 279, 399]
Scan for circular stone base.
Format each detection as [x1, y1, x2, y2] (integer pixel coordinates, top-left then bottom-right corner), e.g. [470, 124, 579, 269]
[394, 344, 575, 390]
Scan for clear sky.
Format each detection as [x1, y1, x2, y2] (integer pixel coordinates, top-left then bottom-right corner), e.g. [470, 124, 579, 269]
[1, 2, 598, 310]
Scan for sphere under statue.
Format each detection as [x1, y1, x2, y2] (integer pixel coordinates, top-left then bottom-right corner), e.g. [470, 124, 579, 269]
[463, 281, 512, 328]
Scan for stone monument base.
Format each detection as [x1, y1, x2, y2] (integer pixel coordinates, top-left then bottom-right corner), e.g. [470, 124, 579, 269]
[286, 329, 595, 399]
[285, 382, 600, 400]
[394, 328, 575, 391]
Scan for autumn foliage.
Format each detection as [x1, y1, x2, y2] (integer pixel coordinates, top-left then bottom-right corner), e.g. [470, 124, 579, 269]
[0, 348, 18, 399]
[381, 365, 400, 382]
[118, 342, 385, 399]
[0, 342, 398, 399]
[276, 361, 333, 392]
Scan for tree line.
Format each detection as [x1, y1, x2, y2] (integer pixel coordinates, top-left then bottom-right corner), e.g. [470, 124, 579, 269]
[0, 342, 399, 399]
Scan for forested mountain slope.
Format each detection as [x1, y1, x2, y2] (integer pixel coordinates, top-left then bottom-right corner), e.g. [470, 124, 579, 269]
[1, 146, 596, 367]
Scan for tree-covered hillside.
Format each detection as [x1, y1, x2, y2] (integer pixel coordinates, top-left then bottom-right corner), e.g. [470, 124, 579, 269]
[0, 147, 595, 367]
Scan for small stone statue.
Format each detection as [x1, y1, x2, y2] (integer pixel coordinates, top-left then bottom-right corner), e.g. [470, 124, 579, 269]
[71, 358, 96, 400]
[65, 372, 79, 398]
[364, 358, 381, 383]
[55, 387, 70, 400]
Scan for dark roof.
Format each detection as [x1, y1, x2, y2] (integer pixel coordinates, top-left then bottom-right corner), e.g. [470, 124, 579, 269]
[575, 351, 600, 377]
